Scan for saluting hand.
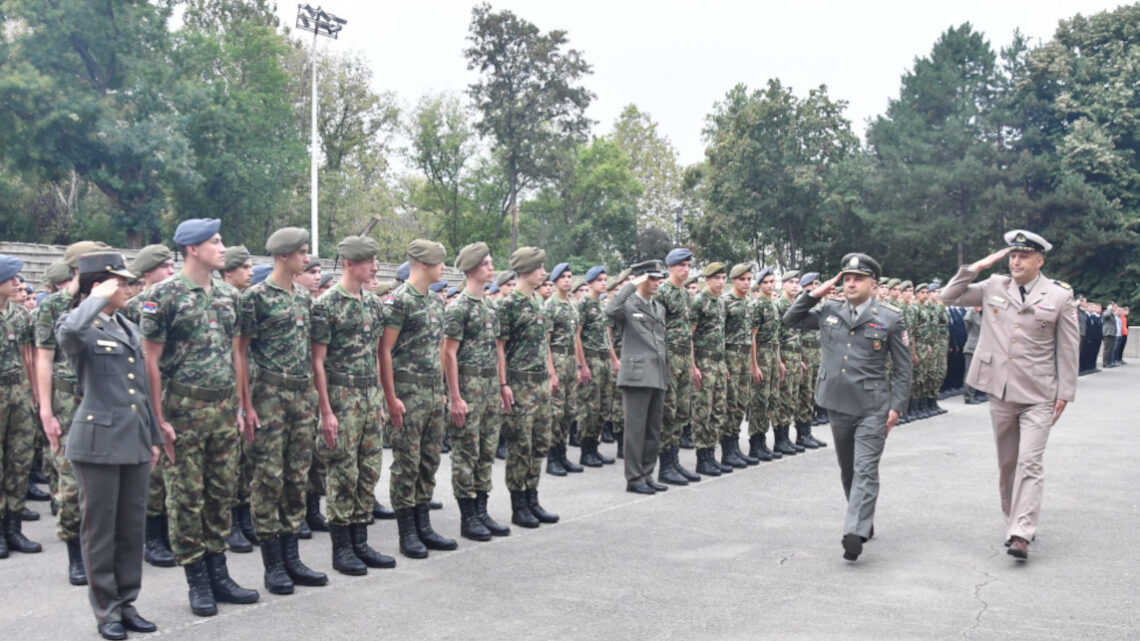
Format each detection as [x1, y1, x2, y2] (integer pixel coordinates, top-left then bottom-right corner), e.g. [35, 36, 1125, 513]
[811, 273, 843, 298]
[969, 247, 1012, 273]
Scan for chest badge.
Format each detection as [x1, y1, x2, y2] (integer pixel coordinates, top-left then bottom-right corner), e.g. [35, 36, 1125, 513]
[872, 340, 882, 351]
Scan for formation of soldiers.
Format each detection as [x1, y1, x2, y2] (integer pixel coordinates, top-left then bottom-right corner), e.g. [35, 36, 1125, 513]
[0, 223, 1124, 620]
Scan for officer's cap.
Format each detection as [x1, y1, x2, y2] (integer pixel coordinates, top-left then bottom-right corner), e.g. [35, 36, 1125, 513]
[429, 280, 448, 293]
[77, 252, 133, 279]
[173, 218, 221, 247]
[570, 277, 586, 293]
[396, 262, 410, 281]
[702, 262, 727, 278]
[0, 254, 23, 283]
[585, 266, 606, 283]
[223, 245, 252, 272]
[549, 262, 571, 282]
[729, 263, 752, 280]
[799, 271, 820, 288]
[131, 244, 174, 275]
[1004, 229, 1052, 253]
[42, 261, 73, 286]
[493, 270, 517, 287]
[509, 247, 546, 275]
[265, 227, 309, 256]
[63, 241, 110, 268]
[454, 242, 490, 273]
[250, 264, 273, 285]
[781, 270, 801, 283]
[407, 239, 446, 266]
[665, 248, 693, 266]
[630, 260, 666, 279]
[838, 253, 882, 281]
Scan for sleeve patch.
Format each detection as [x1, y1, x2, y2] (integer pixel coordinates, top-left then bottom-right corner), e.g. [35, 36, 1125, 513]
[141, 301, 158, 314]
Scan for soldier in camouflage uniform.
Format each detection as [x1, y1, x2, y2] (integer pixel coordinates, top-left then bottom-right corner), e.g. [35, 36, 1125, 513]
[575, 266, 616, 467]
[543, 262, 585, 477]
[691, 262, 733, 476]
[380, 239, 456, 559]
[497, 247, 560, 528]
[0, 254, 41, 559]
[929, 286, 949, 414]
[604, 270, 631, 451]
[489, 270, 516, 461]
[722, 263, 760, 467]
[237, 228, 327, 593]
[747, 268, 782, 462]
[773, 272, 805, 455]
[442, 242, 513, 542]
[655, 248, 700, 486]
[896, 281, 921, 423]
[794, 272, 827, 449]
[139, 218, 259, 617]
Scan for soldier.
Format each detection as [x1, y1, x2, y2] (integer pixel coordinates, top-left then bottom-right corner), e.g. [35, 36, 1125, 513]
[442, 242, 513, 541]
[570, 278, 587, 302]
[604, 269, 631, 452]
[429, 280, 448, 302]
[576, 266, 616, 467]
[543, 262, 586, 477]
[795, 272, 827, 449]
[221, 246, 253, 291]
[380, 239, 456, 559]
[684, 275, 699, 298]
[497, 247, 559, 528]
[929, 284, 950, 412]
[294, 260, 321, 297]
[747, 267, 783, 461]
[310, 235, 398, 575]
[489, 271, 517, 460]
[897, 281, 920, 423]
[772, 272, 805, 455]
[691, 262, 732, 476]
[140, 219, 260, 616]
[236, 228, 327, 593]
[782, 253, 912, 562]
[721, 263, 760, 467]
[654, 248, 700, 486]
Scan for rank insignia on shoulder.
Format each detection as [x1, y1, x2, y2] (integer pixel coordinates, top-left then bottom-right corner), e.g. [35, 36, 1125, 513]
[882, 302, 900, 312]
[1054, 280, 1071, 290]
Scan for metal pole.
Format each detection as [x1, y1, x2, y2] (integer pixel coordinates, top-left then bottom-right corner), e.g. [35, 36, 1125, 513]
[310, 28, 319, 258]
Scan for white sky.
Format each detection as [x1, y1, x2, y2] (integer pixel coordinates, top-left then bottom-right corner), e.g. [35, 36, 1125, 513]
[279, 1, 1124, 166]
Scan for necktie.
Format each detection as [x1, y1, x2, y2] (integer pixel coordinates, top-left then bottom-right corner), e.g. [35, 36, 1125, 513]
[1019, 285, 1026, 302]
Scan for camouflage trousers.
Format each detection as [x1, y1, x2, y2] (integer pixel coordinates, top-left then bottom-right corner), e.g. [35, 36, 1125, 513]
[692, 355, 726, 449]
[548, 351, 576, 449]
[49, 388, 81, 540]
[450, 375, 499, 499]
[318, 384, 383, 526]
[250, 381, 316, 538]
[146, 454, 167, 517]
[933, 341, 948, 394]
[916, 343, 936, 397]
[723, 347, 752, 438]
[386, 381, 445, 511]
[608, 364, 623, 438]
[234, 438, 253, 505]
[798, 348, 820, 422]
[575, 353, 611, 442]
[749, 344, 778, 436]
[0, 380, 35, 518]
[662, 349, 693, 450]
[504, 374, 551, 492]
[161, 390, 240, 565]
[307, 449, 327, 497]
[774, 350, 803, 427]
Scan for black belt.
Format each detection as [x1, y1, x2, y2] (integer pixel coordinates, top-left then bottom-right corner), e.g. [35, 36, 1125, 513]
[727, 344, 751, 354]
[693, 348, 724, 360]
[259, 370, 312, 391]
[0, 370, 23, 385]
[53, 378, 83, 397]
[508, 370, 547, 384]
[549, 345, 573, 355]
[326, 372, 377, 389]
[166, 380, 234, 402]
[583, 348, 609, 359]
[457, 365, 496, 378]
[394, 370, 440, 386]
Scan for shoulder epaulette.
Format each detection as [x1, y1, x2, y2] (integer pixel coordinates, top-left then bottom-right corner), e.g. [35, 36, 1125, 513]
[881, 302, 901, 313]
[1053, 280, 1071, 290]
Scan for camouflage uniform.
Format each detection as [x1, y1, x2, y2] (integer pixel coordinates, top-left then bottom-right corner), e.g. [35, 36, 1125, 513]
[544, 295, 578, 451]
[690, 289, 727, 449]
[798, 306, 822, 423]
[722, 291, 753, 439]
[932, 303, 949, 395]
[498, 290, 551, 491]
[384, 282, 445, 511]
[607, 316, 624, 441]
[123, 291, 169, 521]
[139, 273, 242, 565]
[773, 295, 802, 428]
[656, 280, 692, 450]
[905, 302, 927, 399]
[241, 279, 316, 538]
[1, 302, 35, 522]
[311, 285, 386, 525]
[34, 290, 82, 540]
[444, 291, 501, 500]
[748, 296, 780, 437]
[575, 295, 611, 443]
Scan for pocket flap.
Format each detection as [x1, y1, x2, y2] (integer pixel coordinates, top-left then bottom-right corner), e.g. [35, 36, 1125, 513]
[81, 410, 113, 426]
[863, 379, 886, 390]
[863, 328, 886, 340]
[978, 352, 992, 364]
[91, 342, 124, 355]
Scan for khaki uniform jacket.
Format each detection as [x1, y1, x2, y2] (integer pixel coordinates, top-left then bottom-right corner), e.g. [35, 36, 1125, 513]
[941, 266, 1079, 404]
[605, 283, 668, 390]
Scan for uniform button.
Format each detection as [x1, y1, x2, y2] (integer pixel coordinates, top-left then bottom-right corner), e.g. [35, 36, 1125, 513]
[130, 404, 137, 411]
[841, 368, 846, 373]
[1014, 323, 1020, 328]
[105, 347, 113, 352]
[127, 373, 135, 380]
[847, 343, 851, 348]
[86, 415, 93, 420]
[129, 389, 136, 394]
[849, 330, 855, 336]
[128, 357, 135, 363]
[843, 355, 848, 360]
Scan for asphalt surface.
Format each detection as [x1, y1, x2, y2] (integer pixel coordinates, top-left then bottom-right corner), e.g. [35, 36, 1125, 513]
[4, 365, 1138, 641]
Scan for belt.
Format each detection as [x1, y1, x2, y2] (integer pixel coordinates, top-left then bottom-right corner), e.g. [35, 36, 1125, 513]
[166, 380, 234, 402]
[326, 372, 377, 389]
[508, 369, 547, 384]
[53, 378, 83, 397]
[394, 370, 440, 387]
[583, 348, 609, 359]
[457, 365, 496, 378]
[693, 348, 725, 360]
[666, 342, 692, 352]
[549, 345, 573, 355]
[259, 370, 312, 391]
[0, 370, 22, 385]
[727, 344, 751, 354]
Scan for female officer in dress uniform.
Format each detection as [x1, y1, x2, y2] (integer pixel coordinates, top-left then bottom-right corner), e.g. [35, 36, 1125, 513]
[56, 252, 164, 640]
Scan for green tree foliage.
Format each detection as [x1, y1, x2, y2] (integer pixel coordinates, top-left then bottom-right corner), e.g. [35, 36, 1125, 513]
[405, 93, 477, 253]
[609, 104, 683, 232]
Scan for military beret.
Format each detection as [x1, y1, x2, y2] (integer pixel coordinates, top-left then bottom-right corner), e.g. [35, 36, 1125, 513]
[887, 278, 901, 289]
[1004, 229, 1052, 253]
[77, 252, 133, 279]
[915, 283, 929, 292]
[375, 280, 394, 296]
[549, 262, 571, 282]
[799, 272, 820, 288]
[407, 239, 446, 265]
[0, 254, 22, 283]
[446, 286, 459, 298]
[42, 261, 73, 286]
[131, 244, 173, 275]
[665, 248, 693, 266]
[838, 253, 882, 281]
[173, 218, 221, 247]
[878, 277, 890, 286]
[585, 266, 606, 283]
[454, 242, 490, 273]
[630, 260, 666, 278]
[570, 277, 586, 293]
[429, 280, 447, 293]
[493, 270, 517, 287]
[303, 260, 322, 274]
[781, 270, 800, 283]
[702, 262, 726, 278]
[265, 227, 309, 255]
[332, 236, 376, 263]
[899, 280, 914, 290]
[488, 282, 500, 294]
[608, 268, 632, 291]
[683, 275, 700, 288]
[223, 245, 252, 272]
[754, 267, 773, 283]
[35, 292, 48, 306]
[729, 263, 752, 280]
[63, 241, 110, 268]
[509, 247, 546, 275]
[251, 264, 273, 285]
[396, 261, 410, 281]
[929, 279, 942, 291]
[319, 273, 334, 289]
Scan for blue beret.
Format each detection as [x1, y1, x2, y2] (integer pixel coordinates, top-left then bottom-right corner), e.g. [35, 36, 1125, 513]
[35, 292, 49, 306]
[429, 280, 447, 293]
[799, 272, 820, 288]
[585, 266, 606, 283]
[446, 286, 459, 298]
[0, 254, 22, 283]
[665, 248, 693, 266]
[251, 264, 273, 285]
[396, 261, 410, 281]
[754, 267, 773, 283]
[488, 283, 500, 294]
[550, 262, 571, 282]
[172, 218, 221, 246]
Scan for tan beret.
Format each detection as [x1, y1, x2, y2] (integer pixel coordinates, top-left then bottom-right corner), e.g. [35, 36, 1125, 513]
[131, 244, 173, 275]
[509, 247, 546, 275]
[494, 270, 517, 287]
[455, 242, 490, 273]
[608, 268, 632, 291]
[570, 277, 586, 293]
[223, 245, 251, 272]
[42, 261, 72, 286]
[407, 239, 446, 265]
[683, 275, 699, 287]
[702, 262, 726, 278]
[337, 236, 379, 262]
[266, 227, 309, 256]
[899, 280, 914, 290]
[374, 280, 394, 296]
[729, 263, 752, 280]
[63, 241, 109, 268]
[781, 270, 801, 283]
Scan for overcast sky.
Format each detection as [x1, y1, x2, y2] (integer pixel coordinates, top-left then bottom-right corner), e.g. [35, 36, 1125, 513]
[278, 1, 1123, 167]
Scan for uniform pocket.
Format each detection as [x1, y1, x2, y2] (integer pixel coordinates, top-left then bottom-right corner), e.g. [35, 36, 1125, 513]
[75, 410, 113, 456]
[89, 343, 125, 374]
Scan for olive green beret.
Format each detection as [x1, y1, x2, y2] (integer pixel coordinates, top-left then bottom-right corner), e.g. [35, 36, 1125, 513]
[702, 262, 726, 278]
[63, 241, 109, 268]
[374, 280, 394, 296]
[878, 277, 890, 286]
[781, 270, 801, 283]
[899, 280, 914, 290]
[42, 261, 72, 286]
[915, 282, 929, 292]
[337, 236, 379, 262]
[608, 268, 632, 291]
[509, 247, 546, 275]
[131, 244, 173, 275]
[570, 277, 586, 293]
[223, 245, 252, 272]
[455, 242, 490, 273]
[887, 278, 901, 288]
[266, 227, 309, 256]
[407, 238, 446, 265]
[302, 260, 321, 273]
[683, 275, 699, 287]
[729, 263, 752, 280]
[494, 270, 516, 287]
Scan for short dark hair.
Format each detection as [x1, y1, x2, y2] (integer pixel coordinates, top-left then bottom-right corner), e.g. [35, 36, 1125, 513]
[70, 272, 117, 309]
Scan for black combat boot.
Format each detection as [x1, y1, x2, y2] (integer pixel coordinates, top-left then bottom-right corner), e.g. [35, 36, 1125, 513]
[773, 426, 798, 456]
[66, 537, 87, 586]
[495, 435, 507, 460]
[509, 490, 539, 529]
[899, 400, 913, 424]
[298, 519, 312, 539]
[394, 509, 428, 559]
[4, 512, 41, 553]
[225, 506, 253, 553]
[144, 513, 175, 567]
[748, 434, 773, 462]
[349, 522, 396, 568]
[237, 502, 258, 545]
[596, 439, 616, 465]
[441, 430, 452, 454]
[205, 552, 259, 604]
[672, 446, 701, 481]
[458, 497, 492, 541]
[931, 398, 946, 415]
[796, 422, 820, 449]
[19, 506, 38, 521]
[414, 504, 458, 550]
[545, 450, 567, 476]
[25, 483, 50, 502]
[525, 489, 559, 524]
[558, 445, 583, 473]
[694, 448, 721, 476]
[0, 526, 7, 558]
[330, 524, 367, 574]
[305, 494, 329, 533]
[259, 536, 294, 594]
[579, 438, 604, 467]
[601, 421, 615, 443]
[679, 424, 694, 449]
[568, 421, 580, 447]
[818, 408, 830, 425]
[475, 491, 511, 537]
[804, 423, 827, 448]
[281, 533, 328, 586]
[371, 499, 396, 520]
[616, 438, 624, 459]
[720, 437, 747, 468]
[657, 450, 689, 486]
[184, 559, 218, 617]
[734, 437, 759, 465]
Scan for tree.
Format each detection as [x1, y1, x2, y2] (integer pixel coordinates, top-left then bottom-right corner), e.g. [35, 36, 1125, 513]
[609, 104, 683, 232]
[464, 2, 594, 251]
[405, 93, 477, 253]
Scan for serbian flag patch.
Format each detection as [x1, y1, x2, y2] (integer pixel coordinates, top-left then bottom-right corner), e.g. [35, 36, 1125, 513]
[142, 301, 158, 314]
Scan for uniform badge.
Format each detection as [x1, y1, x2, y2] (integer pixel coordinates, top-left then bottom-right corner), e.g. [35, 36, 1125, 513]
[295, 316, 305, 327]
[1036, 304, 1055, 312]
[142, 301, 158, 314]
[872, 340, 882, 351]
[363, 323, 371, 333]
[901, 330, 909, 347]
[825, 316, 839, 325]
[34, 324, 51, 344]
[6, 331, 14, 342]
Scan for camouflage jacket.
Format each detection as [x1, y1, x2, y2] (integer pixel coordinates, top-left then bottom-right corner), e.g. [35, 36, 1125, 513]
[443, 290, 499, 370]
[691, 289, 726, 356]
[544, 295, 578, 349]
[497, 289, 549, 372]
[775, 295, 801, 352]
[384, 281, 444, 378]
[311, 284, 384, 378]
[655, 279, 691, 349]
[241, 278, 313, 377]
[722, 291, 752, 347]
[1, 301, 31, 375]
[750, 295, 781, 347]
[34, 289, 76, 382]
[577, 295, 610, 353]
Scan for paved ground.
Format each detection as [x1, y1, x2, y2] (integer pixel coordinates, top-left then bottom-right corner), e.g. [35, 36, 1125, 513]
[4, 365, 1138, 641]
